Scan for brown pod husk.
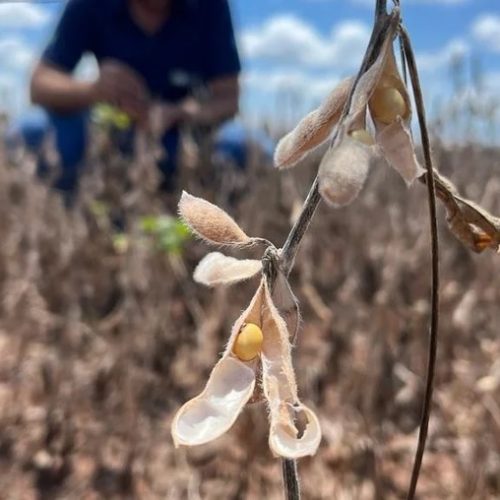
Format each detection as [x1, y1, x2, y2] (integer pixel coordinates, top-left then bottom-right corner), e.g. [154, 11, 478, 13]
[178, 191, 251, 245]
[171, 282, 265, 447]
[274, 77, 353, 169]
[193, 252, 262, 287]
[261, 282, 321, 458]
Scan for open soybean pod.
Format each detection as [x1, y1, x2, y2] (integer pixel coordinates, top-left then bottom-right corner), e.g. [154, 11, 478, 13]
[366, 34, 424, 185]
[341, 23, 423, 186]
[171, 282, 265, 447]
[261, 282, 322, 459]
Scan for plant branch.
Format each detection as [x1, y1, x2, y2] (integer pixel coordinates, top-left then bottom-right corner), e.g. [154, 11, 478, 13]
[400, 25, 440, 500]
[399, 31, 408, 85]
[282, 458, 301, 500]
[376, 0, 388, 18]
[277, 7, 400, 499]
[280, 178, 321, 277]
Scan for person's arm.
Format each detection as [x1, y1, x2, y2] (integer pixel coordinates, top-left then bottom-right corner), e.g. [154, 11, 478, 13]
[31, 60, 150, 123]
[150, 75, 239, 135]
[150, 0, 240, 133]
[178, 75, 239, 125]
[30, 62, 96, 112]
[30, 0, 94, 111]
[193, 0, 241, 123]
[30, 0, 149, 123]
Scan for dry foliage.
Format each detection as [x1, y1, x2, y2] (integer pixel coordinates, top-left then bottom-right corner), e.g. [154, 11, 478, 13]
[0, 130, 499, 499]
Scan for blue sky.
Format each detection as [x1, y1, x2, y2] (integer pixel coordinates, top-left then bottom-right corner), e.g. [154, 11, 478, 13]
[0, 0, 499, 139]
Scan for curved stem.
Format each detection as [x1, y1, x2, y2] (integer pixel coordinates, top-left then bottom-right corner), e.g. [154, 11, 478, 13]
[400, 26, 440, 500]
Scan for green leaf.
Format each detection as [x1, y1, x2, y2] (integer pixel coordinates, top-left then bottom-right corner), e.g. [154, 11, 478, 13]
[139, 215, 191, 255]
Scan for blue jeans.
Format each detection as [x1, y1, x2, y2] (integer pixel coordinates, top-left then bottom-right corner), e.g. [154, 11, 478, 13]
[37, 112, 89, 192]
[33, 111, 178, 193]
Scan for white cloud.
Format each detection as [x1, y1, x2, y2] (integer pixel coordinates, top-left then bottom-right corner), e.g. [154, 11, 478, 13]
[244, 69, 340, 101]
[0, 72, 27, 117]
[416, 39, 469, 71]
[241, 16, 329, 66]
[241, 68, 343, 126]
[0, 37, 36, 71]
[472, 14, 500, 52]
[240, 15, 370, 69]
[0, 4, 51, 28]
[483, 71, 500, 92]
[0, 73, 17, 90]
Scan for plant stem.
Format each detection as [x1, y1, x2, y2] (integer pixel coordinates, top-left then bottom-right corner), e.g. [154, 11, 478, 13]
[399, 26, 440, 500]
[282, 459, 301, 500]
[281, 178, 321, 276]
[399, 31, 408, 85]
[278, 5, 400, 498]
[376, 0, 388, 17]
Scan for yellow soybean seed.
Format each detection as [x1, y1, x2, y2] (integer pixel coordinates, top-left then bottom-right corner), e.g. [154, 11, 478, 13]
[349, 129, 375, 146]
[233, 323, 264, 361]
[377, 74, 401, 89]
[369, 87, 407, 125]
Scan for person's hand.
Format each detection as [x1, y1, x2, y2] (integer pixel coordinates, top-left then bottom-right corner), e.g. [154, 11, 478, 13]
[177, 97, 202, 123]
[92, 59, 150, 126]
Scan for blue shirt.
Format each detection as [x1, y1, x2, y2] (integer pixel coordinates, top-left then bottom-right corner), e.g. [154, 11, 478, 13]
[41, 0, 241, 185]
[43, 0, 241, 102]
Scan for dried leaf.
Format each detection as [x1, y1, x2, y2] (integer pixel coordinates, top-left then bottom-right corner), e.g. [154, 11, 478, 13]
[318, 136, 377, 207]
[274, 78, 353, 169]
[193, 252, 262, 287]
[178, 191, 250, 245]
[447, 211, 492, 253]
[456, 197, 500, 245]
[171, 283, 265, 447]
[376, 118, 425, 185]
[434, 173, 500, 253]
[261, 282, 321, 458]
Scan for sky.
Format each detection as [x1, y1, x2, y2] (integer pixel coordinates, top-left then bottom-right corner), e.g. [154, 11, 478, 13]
[0, 0, 500, 139]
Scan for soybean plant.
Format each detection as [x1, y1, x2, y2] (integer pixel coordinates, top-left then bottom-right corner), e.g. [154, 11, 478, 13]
[171, 1, 500, 499]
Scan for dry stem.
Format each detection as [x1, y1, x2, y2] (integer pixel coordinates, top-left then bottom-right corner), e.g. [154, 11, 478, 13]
[277, 2, 399, 497]
[399, 25, 440, 500]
